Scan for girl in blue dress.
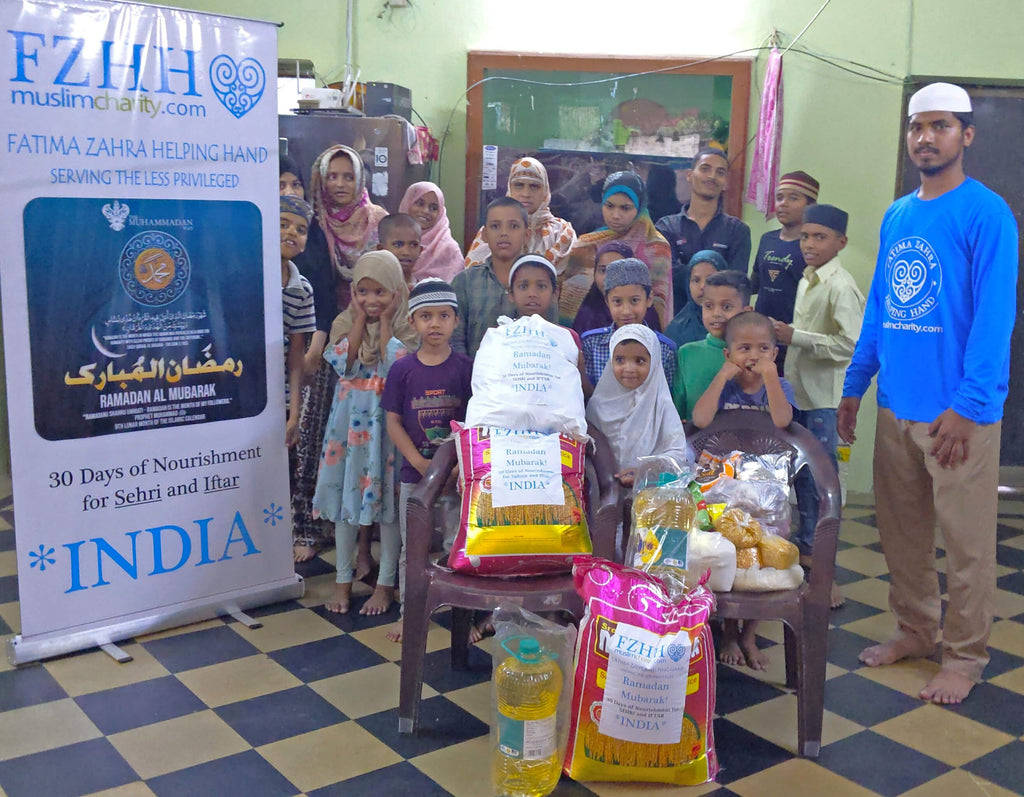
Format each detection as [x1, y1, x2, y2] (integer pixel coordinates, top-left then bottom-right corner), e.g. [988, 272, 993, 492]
[313, 251, 419, 614]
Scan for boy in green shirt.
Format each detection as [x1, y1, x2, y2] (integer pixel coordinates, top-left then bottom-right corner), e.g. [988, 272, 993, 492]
[675, 270, 753, 419]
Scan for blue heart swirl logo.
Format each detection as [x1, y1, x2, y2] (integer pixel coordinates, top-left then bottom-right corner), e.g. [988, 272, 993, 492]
[666, 642, 686, 662]
[209, 54, 265, 118]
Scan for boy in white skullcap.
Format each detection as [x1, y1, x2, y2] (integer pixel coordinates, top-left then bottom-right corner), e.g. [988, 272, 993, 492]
[840, 83, 1018, 705]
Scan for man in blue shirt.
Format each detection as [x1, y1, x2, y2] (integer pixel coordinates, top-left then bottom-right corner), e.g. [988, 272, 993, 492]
[839, 83, 1018, 704]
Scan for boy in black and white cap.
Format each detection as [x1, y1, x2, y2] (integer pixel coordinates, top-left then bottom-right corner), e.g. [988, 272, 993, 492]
[380, 278, 473, 642]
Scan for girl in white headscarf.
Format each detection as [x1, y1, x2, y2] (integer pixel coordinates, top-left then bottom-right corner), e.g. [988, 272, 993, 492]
[586, 324, 688, 485]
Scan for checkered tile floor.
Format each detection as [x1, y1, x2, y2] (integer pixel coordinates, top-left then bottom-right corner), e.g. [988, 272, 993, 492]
[2, 484, 1024, 796]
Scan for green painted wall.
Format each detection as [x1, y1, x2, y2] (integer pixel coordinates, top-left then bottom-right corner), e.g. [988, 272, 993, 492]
[7, 0, 1021, 493]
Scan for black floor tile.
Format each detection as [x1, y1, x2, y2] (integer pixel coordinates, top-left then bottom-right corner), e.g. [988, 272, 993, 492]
[294, 556, 335, 579]
[939, 682, 1024, 736]
[549, 776, 602, 795]
[141, 625, 260, 672]
[962, 739, 1024, 793]
[75, 675, 206, 734]
[310, 598, 400, 632]
[996, 570, 1024, 594]
[711, 718, 791, 784]
[356, 694, 488, 758]
[846, 513, 877, 527]
[983, 647, 1024, 678]
[418, 644, 492, 694]
[0, 665, 67, 711]
[0, 574, 18, 603]
[0, 738, 138, 797]
[0, 612, 11, 635]
[831, 565, 870, 586]
[311, 761, 453, 796]
[996, 523, 1023, 541]
[714, 666, 788, 715]
[827, 598, 884, 627]
[226, 599, 306, 621]
[215, 685, 347, 746]
[824, 626, 879, 670]
[0, 532, 15, 552]
[270, 634, 387, 682]
[996, 543, 1024, 569]
[818, 730, 950, 796]
[146, 749, 298, 797]
[824, 673, 922, 726]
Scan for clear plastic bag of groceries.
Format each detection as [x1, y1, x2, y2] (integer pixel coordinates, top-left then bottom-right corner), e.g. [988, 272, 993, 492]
[491, 604, 576, 797]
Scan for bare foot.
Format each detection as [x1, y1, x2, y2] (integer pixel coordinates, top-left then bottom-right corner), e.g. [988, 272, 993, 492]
[385, 618, 403, 643]
[830, 580, 845, 609]
[740, 623, 769, 671]
[859, 636, 933, 667]
[718, 620, 745, 666]
[360, 584, 395, 615]
[293, 543, 317, 563]
[325, 582, 352, 614]
[470, 614, 494, 644]
[919, 668, 975, 704]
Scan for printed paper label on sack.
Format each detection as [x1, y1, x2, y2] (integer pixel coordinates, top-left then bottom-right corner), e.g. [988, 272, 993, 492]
[598, 623, 692, 744]
[489, 431, 563, 508]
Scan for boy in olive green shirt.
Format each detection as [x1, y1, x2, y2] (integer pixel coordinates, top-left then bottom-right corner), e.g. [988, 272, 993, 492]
[675, 270, 753, 419]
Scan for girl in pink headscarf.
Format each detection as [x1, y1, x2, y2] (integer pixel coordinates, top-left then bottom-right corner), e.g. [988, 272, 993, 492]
[398, 181, 465, 282]
[464, 156, 576, 271]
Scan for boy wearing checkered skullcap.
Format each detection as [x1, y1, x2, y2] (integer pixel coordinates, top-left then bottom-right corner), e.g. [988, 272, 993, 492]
[380, 277, 473, 642]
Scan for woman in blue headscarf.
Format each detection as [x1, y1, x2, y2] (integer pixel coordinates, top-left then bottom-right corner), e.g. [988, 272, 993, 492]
[557, 171, 673, 329]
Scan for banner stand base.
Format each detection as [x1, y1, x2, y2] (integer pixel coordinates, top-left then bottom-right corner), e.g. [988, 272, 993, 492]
[6, 574, 304, 666]
[100, 642, 133, 663]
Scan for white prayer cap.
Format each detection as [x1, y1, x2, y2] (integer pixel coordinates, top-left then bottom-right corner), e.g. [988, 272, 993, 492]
[908, 82, 972, 116]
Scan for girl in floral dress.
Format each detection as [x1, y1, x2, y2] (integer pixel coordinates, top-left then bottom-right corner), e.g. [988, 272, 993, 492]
[312, 251, 419, 614]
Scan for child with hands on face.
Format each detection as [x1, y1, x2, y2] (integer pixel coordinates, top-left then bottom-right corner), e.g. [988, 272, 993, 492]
[692, 311, 796, 670]
[312, 251, 420, 616]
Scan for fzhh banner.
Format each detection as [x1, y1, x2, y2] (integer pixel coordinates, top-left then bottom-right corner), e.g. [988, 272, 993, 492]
[0, 0, 298, 663]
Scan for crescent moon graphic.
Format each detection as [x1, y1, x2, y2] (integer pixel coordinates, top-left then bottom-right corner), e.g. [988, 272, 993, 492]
[91, 326, 126, 359]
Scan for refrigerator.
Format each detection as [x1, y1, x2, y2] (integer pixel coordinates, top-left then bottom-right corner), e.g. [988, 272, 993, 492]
[279, 113, 429, 212]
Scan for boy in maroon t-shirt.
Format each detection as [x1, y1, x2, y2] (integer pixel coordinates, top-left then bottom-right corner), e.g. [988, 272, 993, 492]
[381, 279, 472, 642]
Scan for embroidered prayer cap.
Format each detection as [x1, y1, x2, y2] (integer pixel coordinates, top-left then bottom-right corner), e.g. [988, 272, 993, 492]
[603, 257, 651, 293]
[602, 171, 647, 210]
[803, 203, 848, 235]
[280, 194, 313, 223]
[408, 277, 458, 314]
[776, 171, 820, 201]
[688, 249, 728, 271]
[908, 82, 972, 115]
[508, 253, 557, 287]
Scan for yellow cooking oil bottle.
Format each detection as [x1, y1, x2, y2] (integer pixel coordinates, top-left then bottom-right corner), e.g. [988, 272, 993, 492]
[492, 636, 562, 797]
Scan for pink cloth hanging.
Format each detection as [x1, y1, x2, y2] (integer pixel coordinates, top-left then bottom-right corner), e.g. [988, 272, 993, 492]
[745, 48, 784, 218]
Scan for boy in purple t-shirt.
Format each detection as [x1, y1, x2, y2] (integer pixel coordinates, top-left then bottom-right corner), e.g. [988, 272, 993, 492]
[381, 278, 472, 642]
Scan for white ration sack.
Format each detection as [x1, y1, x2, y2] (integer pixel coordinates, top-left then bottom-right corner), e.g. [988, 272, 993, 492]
[464, 314, 587, 439]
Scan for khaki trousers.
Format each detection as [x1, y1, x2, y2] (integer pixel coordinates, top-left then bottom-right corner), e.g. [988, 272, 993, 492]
[873, 408, 1001, 681]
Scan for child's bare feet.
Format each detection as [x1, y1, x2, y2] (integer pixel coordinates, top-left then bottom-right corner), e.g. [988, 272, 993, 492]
[293, 542, 317, 563]
[718, 619, 745, 666]
[740, 622, 769, 671]
[830, 580, 845, 609]
[469, 614, 494, 644]
[360, 584, 395, 615]
[385, 618, 403, 643]
[919, 668, 974, 704]
[325, 582, 352, 614]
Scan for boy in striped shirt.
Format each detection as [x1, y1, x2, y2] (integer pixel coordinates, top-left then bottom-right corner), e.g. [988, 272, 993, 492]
[281, 194, 317, 446]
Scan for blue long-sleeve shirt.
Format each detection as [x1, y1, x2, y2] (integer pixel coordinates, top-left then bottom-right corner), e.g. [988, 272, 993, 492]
[843, 178, 1018, 424]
